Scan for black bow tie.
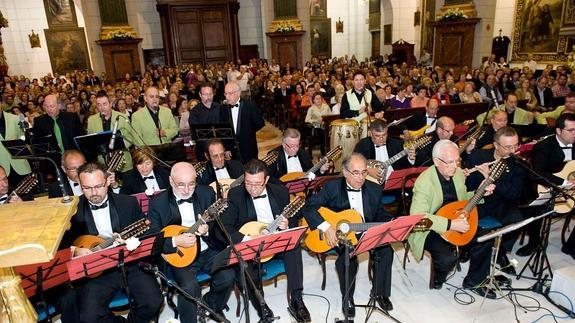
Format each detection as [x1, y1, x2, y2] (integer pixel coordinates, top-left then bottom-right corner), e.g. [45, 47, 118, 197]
[214, 166, 225, 171]
[72, 182, 79, 187]
[561, 146, 573, 150]
[253, 194, 267, 200]
[346, 187, 361, 192]
[143, 175, 155, 181]
[232, 103, 239, 108]
[90, 201, 108, 211]
[0, 195, 7, 203]
[288, 155, 297, 159]
[177, 197, 194, 205]
[375, 145, 384, 148]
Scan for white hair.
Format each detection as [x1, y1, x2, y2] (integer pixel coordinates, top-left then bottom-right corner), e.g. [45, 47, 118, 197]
[432, 139, 459, 159]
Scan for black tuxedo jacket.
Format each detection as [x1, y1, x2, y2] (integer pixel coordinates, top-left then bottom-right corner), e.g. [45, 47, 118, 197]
[370, 97, 390, 113]
[32, 112, 84, 151]
[267, 146, 314, 179]
[273, 88, 292, 104]
[404, 109, 432, 131]
[531, 135, 573, 186]
[213, 183, 290, 250]
[48, 180, 73, 198]
[221, 100, 265, 163]
[302, 177, 392, 230]
[197, 159, 244, 185]
[534, 87, 554, 108]
[60, 193, 144, 249]
[188, 102, 224, 125]
[148, 186, 217, 253]
[120, 166, 170, 195]
[353, 137, 412, 169]
[474, 125, 496, 150]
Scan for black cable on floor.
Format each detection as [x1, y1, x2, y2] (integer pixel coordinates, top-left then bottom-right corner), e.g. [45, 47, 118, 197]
[302, 292, 330, 323]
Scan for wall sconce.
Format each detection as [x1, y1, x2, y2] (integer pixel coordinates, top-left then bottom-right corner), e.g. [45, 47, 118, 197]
[28, 30, 40, 48]
[336, 18, 344, 33]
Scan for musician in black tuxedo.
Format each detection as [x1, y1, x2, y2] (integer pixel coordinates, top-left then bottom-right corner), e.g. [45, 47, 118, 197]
[403, 98, 440, 136]
[474, 110, 508, 150]
[0, 165, 33, 203]
[63, 162, 162, 323]
[267, 128, 331, 180]
[48, 150, 86, 198]
[523, 114, 575, 259]
[148, 162, 235, 322]
[354, 119, 415, 183]
[214, 159, 311, 322]
[196, 138, 244, 188]
[464, 127, 526, 274]
[189, 84, 227, 161]
[302, 153, 394, 316]
[414, 117, 462, 166]
[273, 80, 292, 104]
[222, 82, 265, 163]
[120, 146, 170, 195]
[32, 94, 84, 153]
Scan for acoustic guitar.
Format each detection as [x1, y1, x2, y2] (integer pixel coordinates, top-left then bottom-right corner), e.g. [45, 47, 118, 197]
[366, 135, 432, 185]
[458, 124, 485, 154]
[279, 146, 342, 183]
[438, 158, 507, 246]
[537, 160, 575, 214]
[239, 195, 306, 262]
[73, 218, 151, 276]
[2, 173, 39, 204]
[161, 198, 228, 267]
[209, 151, 279, 198]
[301, 207, 432, 254]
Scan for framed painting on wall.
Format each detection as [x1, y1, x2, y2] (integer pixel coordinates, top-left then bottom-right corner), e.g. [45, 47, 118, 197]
[44, 0, 78, 29]
[310, 19, 331, 57]
[45, 28, 91, 74]
[511, 0, 571, 63]
[310, 0, 327, 17]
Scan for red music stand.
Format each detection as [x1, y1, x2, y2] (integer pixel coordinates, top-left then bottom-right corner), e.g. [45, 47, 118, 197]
[67, 235, 158, 281]
[132, 191, 164, 214]
[284, 178, 312, 195]
[16, 248, 72, 297]
[383, 167, 427, 191]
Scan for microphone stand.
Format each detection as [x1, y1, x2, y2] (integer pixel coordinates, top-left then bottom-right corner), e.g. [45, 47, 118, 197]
[140, 263, 230, 323]
[12, 155, 71, 204]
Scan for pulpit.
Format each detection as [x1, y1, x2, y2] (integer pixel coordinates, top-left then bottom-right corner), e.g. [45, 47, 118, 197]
[96, 38, 143, 81]
[266, 31, 305, 70]
[431, 18, 480, 68]
[392, 39, 415, 66]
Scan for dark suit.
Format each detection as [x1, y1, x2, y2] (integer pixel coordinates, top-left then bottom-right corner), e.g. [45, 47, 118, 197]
[273, 88, 292, 104]
[63, 193, 163, 323]
[214, 183, 304, 316]
[370, 97, 390, 113]
[48, 180, 74, 198]
[148, 187, 235, 322]
[474, 125, 496, 150]
[534, 87, 554, 109]
[32, 112, 84, 152]
[404, 109, 434, 132]
[189, 102, 225, 125]
[120, 166, 170, 195]
[197, 160, 244, 186]
[353, 137, 413, 170]
[532, 135, 573, 186]
[222, 100, 265, 163]
[302, 177, 394, 299]
[267, 146, 314, 180]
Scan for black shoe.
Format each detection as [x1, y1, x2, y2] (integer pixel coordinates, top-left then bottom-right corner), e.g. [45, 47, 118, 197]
[375, 295, 393, 311]
[459, 250, 470, 263]
[257, 304, 274, 322]
[497, 254, 517, 275]
[432, 280, 443, 290]
[516, 244, 535, 257]
[493, 274, 511, 287]
[341, 298, 355, 318]
[463, 281, 496, 299]
[289, 296, 311, 322]
[561, 245, 575, 260]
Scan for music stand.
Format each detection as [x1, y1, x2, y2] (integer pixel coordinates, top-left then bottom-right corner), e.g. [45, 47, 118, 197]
[190, 123, 240, 162]
[383, 167, 428, 191]
[15, 248, 71, 323]
[74, 131, 126, 163]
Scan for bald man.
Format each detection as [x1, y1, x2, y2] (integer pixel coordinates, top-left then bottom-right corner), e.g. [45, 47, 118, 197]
[32, 93, 83, 153]
[148, 162, 235, 322]
[130, 86, 179, 146]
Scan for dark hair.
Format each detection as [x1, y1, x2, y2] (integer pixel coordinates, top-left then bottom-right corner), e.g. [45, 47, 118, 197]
[78, 162, 106, 177]
[244, 159, 268, 176]
[131, 146, 156, 166]
[556, 113, 575, 130]
[368, 118, 388, 132]
[198, 83, 213, 93]
[96, 90, 108, 98]
[205, 138, 225, 154]
[353, 71, 366, 79]
[494, 126, 518, 142]
[566, 92, 575, 99]
[504, 92, 518, 101]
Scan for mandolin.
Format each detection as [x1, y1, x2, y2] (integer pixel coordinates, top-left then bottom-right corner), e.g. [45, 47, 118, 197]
[3, 173, 38, 204]
[459, 124, 485, 154]
[280, 146, 342, 182]
[438, 158, 507, 246]
[537, 160, 575, 214]
[209, 151, 279, 198]
[239, 195, 306, 262]
[301, 207, 432, 254]
[161, 199, 228, 267]
[367, 135, 432, 185]
[106, 150, 125, 175]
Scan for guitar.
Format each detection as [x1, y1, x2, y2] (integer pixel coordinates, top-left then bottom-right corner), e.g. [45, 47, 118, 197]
[239, 195, 306, 262]
[161, 199, 228, 267]
[2, 173, 39, 204]
[458, 124, 485, 154]
[280, 146, 342, 182]
[194, 161, 208, 177]
[301, 208, 432, 254]
[106, 150, 125, 174]
[209, 151, 279, 198]
[537, 160, 575, 214]
[366, 135, 432, 185]
[438, 159, 507, 246]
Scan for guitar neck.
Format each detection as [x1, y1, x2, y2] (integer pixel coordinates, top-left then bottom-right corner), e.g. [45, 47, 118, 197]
[230, 174, 245, 188]
[347, 222, 386, 232]
[385, 149, 409, 167]
[266, 197, 304, 233]
[306, 158, 326, 176]
[463, 177, 493, 213]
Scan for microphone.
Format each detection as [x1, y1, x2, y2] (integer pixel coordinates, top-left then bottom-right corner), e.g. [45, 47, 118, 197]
[108, 115, 120, 150]
[490, 89, 500, 109]
[18, 114, 28, 130]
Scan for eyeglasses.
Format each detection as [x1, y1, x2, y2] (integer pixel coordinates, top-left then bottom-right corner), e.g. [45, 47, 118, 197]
[561, 128, 575, 133]
[64, 166, 80, 172]
[436, 157, 460, 166]
[496, 142, 520, 150]
[173, 181, 196, 190]
[438, 127, 454, 134]
[344, 167, 368, 177]
[283, 142, 300, 150]
[245, 182, 266, 189]
[81, 183, 107, 191]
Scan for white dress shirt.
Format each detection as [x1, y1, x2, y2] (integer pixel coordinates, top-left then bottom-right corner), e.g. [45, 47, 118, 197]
[346, 186, 365, 222]
[374, 144, 393, 179]
[90, 198, 114, 239]
[285, 152, 303, 173]
[230, 102, 240, 132]
[142, 170, 160, 192]
[425, 115, 437, 134]
[253, 189, 275, 224]
[557, 136, 573, 162]
[214, 167, 231, 180]
[69, 178, 83, 196]
[175, 193, 207, 251]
